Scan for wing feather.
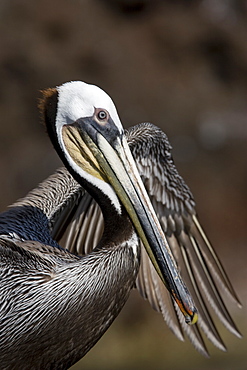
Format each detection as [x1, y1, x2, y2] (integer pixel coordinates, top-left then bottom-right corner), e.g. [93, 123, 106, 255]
[126, 122, 241, 353]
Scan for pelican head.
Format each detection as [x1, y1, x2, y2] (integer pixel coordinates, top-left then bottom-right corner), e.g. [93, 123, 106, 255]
[41, 81, 198, 325]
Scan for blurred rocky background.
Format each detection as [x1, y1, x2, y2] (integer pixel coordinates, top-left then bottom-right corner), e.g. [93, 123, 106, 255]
[0, 0, 246, 369]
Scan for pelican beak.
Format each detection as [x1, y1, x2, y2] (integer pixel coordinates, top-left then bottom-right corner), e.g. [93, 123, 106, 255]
[62, 113, 198, 325]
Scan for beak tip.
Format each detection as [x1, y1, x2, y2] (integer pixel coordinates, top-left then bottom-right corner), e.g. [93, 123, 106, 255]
[186, 310, 198, 325]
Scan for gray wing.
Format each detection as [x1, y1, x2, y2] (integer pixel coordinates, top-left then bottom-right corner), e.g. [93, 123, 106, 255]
[51, 124, 241, 356]
[125, 122, 241, 356]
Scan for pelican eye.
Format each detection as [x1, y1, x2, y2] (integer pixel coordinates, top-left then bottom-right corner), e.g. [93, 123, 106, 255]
[97, 110, 107, 120]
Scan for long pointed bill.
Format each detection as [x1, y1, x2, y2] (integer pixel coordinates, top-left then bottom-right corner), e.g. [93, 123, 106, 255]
[62, 119, 198, 325]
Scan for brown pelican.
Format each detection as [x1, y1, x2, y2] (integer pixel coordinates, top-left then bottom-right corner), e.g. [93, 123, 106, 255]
[0, 81, 241, 369]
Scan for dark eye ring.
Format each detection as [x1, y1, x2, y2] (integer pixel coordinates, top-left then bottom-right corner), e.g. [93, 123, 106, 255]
[97, 110, 107, 120]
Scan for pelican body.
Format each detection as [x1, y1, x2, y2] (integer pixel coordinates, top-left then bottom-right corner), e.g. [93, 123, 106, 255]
[0, 81, 241, 369]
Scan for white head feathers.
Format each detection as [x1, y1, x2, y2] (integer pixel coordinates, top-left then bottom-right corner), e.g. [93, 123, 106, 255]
[56, 81, 123, 133]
